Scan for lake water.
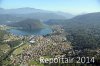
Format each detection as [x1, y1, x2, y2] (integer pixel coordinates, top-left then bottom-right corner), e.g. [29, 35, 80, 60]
[7, 28, 52, 36]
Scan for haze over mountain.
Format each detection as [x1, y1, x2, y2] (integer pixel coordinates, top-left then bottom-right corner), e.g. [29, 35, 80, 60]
[0, 14, 26, 24]
[0, 7, 49, 14]
[0, 7, 74, 24]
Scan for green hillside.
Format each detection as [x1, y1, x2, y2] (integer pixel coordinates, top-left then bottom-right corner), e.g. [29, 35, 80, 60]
[9, 19, 45, 31]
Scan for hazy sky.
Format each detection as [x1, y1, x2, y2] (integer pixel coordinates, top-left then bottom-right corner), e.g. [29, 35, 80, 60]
[0, 0, 100, 14]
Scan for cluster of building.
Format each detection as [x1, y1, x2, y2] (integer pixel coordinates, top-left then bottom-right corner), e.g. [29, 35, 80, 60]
[10, 25, 73, 66]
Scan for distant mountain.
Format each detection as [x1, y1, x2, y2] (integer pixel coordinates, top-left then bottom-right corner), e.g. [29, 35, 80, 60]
[0, 7, 74, 23]
[0, 7, 48, 14]
[9, 19, 45, 31]
[45, 19, 66, 25]
[0, 14, 26, 24]
[46, 12, 100, 31]
[55, 11, 74, 19]
[64, 12, 100, 29]
[68, 12, 100, 23]
[13, 12, 67, 21]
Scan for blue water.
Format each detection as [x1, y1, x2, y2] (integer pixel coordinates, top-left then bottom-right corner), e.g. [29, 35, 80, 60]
[7, 28, 52, 36]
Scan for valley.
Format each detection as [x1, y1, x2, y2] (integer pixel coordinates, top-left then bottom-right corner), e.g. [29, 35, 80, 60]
[0, 8, 100, 66]
[0, 24, 100, 66]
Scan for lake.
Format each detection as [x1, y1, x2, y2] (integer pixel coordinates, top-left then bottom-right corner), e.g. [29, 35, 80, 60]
[7, 28, 52, 36]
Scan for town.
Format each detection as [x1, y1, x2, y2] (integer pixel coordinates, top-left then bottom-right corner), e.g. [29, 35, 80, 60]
[0, 25, 100, 66]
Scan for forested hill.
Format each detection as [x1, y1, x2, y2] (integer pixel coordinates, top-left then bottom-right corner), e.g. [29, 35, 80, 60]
[61, 12, 100, 32]
[46, 12, 100, 30]
[9, 19, 45, 31]
[46, 12, 100, 50]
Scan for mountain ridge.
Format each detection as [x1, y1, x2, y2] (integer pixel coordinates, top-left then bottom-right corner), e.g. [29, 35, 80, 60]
[0, 7, 74, 22]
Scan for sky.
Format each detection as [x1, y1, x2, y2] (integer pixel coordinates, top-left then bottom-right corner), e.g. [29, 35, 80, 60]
[0, 0, 100, 15]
